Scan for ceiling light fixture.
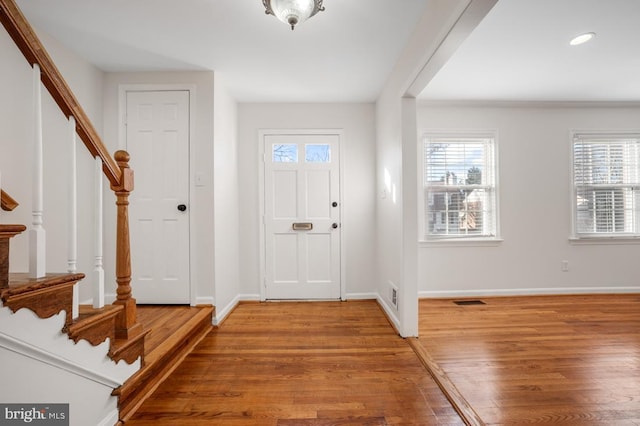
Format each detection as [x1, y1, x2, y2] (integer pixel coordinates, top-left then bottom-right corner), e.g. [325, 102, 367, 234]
[569, 32, 596, 46]
[262, 0, 325, 30]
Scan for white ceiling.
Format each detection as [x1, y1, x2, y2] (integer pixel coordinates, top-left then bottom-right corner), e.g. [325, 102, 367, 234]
[14, 0, 640, 103]
[15, 0, 428, 103]
[420, 0, 640, 102]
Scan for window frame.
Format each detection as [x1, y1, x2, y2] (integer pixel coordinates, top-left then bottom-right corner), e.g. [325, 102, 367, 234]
[419, 130, 501, 244]
[570, 131, 640, 241]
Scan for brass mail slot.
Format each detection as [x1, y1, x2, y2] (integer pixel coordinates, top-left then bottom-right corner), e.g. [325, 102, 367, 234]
[292, 222, 313, 231]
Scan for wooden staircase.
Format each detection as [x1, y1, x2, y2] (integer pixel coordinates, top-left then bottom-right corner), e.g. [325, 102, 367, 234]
[0, 225, 148, 366]
[0, 1, 215, 422]
[1, 223, 214, 422]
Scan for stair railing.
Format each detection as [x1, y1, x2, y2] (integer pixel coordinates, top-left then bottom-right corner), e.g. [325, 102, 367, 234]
[0, 189, 18, 212]
[0, 0, 142, 340]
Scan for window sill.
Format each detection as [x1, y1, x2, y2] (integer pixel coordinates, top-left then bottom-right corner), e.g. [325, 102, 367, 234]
[569, 236, 640, 245]
[420, 238, 503, 248]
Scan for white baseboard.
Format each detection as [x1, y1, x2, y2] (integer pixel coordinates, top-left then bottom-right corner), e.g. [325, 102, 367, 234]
[344, 292, 378, 300]
[238, 293, 261, 301]
[97, 408, 120, 426]
[213, 294, 260, 326]
[419, 286, 640, 298]
[195, 296, 214, 306]
[375, 293, 400, 333]
[0, 331, 124, 387]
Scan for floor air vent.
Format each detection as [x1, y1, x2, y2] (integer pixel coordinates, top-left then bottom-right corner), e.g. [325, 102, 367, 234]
[453, 300, 486, 306]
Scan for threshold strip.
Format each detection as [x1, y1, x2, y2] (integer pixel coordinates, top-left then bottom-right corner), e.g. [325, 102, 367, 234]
[407, 337, 485, 426]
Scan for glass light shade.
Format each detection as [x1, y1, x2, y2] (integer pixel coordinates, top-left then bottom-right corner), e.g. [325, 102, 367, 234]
[263, 0, 325, 30]
[569, 32, 595, 46]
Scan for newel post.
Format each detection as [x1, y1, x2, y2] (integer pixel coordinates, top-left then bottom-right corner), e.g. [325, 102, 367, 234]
[111, 150, 142, 339]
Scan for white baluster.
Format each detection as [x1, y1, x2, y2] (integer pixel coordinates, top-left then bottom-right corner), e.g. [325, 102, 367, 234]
[29, 63, 46, 279]
[93, 157, 105, 309]
[69, 116, 79, 319]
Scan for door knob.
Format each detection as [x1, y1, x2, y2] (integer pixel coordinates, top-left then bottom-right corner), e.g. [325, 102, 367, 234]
[332, 223, 339, 229]
[177, 204, 187, 212]
[332, 201, 338, 207]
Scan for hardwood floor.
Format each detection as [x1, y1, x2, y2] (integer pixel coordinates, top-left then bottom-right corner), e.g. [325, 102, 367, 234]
[417, 295, 640, 425]
[126, 300, 463, 425]
[116, 305, 214, 422]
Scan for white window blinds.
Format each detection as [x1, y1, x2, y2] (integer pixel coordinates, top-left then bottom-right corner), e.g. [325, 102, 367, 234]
[424, 135, 497, 239]
[573, 134, 640, 236]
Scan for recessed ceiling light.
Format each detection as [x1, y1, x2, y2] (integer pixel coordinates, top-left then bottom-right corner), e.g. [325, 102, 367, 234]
[569, 32, 596, 46]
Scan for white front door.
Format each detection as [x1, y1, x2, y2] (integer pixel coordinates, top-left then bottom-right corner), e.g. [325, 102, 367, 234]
[125, 90, 190, 304]
[263, 134, 341, 299]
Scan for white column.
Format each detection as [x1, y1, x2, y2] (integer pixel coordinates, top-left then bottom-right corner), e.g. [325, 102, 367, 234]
[68, 116, 79, 319]
[29, 63, 46, 279]
[92, 157, 105, 308]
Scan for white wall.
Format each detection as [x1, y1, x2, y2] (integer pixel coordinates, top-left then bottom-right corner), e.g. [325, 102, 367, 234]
[102, 71, 216, 306]
[0, 27, 104, 304]
[0, 347, 119, 426]
[0, 304, 139, 426]
[418, 103, 640, 296]
[212, 74, 240, 321]
[375, 0, 472, 336]
[0, 25, 141, 424]
[237, 103, 377, 300]
[375, 94, 404, 327]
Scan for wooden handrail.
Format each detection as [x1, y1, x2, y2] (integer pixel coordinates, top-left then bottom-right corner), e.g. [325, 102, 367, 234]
[1, 190, 18, 211]
[0, 0, 121, 187]
[0, 0, 142, 345]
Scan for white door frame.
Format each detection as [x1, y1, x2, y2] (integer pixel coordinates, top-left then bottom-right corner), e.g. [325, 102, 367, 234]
[258, 129, 346, 301]
[118, 84, 197, 306]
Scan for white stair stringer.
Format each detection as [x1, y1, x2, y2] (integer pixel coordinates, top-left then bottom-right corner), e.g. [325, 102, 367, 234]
[0, 302, 140, 426]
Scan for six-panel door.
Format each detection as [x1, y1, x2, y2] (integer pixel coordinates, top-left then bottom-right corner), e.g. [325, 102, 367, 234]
[264, 134, 341, 299]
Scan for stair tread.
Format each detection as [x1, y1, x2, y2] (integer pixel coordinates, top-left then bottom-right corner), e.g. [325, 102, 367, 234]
[0, 224, 26, 235]
[66, 304, 123, 346]
[111, 329, 149, 352]
[2, 272, 85, 298]
[68, 304, 123, 332]
[109, 328, 151, 365]
[144, 306, 212, 365]
[114, 305, 213, 422]
[77, 303, 123, 319]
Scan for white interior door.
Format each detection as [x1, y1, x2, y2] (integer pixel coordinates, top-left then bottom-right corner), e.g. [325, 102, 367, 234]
[125, 90, 190, 304]
[264, 134, 341, 299]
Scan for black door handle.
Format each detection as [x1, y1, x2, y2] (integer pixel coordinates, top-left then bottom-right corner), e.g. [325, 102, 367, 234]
[332, 223, 339, 229]
[177, 204, 187, 212]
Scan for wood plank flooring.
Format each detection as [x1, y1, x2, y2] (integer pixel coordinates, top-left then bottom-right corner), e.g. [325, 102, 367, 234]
[136, 305, 212, 359]
[126, 300, 463, 425]
[418, 295, 640, 425]
[116, 305, 214, 422]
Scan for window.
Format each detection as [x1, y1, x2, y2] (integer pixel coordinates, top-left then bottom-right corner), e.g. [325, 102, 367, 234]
[305, 144, 331, 163]
[423, 133, 498, 240]
[272, 144, 298, 162]
[572, 133, 640, 238]
[272, 143, 332, 163]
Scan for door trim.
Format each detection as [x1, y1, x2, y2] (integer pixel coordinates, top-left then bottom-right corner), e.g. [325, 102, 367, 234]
[258, 129, 346, 301]
[118, 84, 197, 306]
